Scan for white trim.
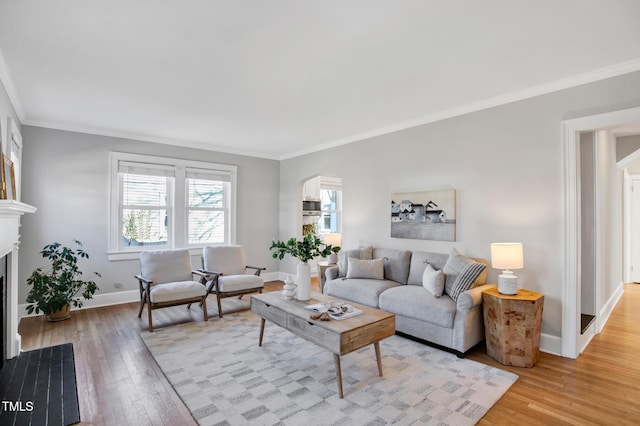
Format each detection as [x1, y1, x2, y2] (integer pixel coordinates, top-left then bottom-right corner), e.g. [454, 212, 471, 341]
[18, 273, 282, 318]
[282, 59, 640, 160]
[561, 106, 640, 359]
[598, 282, 624, 334]
[108, 152, 237, 260]
[4, 58, 638, 161]
[19, 290, 140, 319]
[540, 333, 563, 357]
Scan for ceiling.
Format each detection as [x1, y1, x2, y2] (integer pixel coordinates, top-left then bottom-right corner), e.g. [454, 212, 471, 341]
[0, 1, 639, 160]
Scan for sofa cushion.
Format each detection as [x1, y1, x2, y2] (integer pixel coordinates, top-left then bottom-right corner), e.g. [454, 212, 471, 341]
[372, 248, 412, 284]
[323, 278, 401, 308]
[346, 258, 384, 280]
[407, 251, 450, 285]
[379, 286, 456, 328]
[422, 264, 444, 297]
[338, 246, 373, 277]
[443, 250, 487, 302]
[443, 249, 481, 294]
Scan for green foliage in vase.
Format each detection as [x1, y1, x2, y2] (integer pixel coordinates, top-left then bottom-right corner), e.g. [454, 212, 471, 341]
[269, 234, 340, 264]
[26, 240, 101, 316]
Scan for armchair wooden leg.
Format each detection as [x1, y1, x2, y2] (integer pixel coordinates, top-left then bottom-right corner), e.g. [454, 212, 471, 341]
[217, 293, 223, 318]
[138, 297, 145, 318]
[202, 297, 208, 322]
[147, 296, 154, 332]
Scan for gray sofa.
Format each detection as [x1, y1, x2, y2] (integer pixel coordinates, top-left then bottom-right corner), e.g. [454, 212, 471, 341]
[323, 247, 495, 356]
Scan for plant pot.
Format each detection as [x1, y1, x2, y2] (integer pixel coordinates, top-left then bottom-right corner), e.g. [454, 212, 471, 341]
[47, 305, 71, 322]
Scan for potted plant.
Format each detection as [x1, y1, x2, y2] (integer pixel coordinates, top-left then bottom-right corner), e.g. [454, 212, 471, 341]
[26, 240, 101, 321]
[269, 234, 340, 300]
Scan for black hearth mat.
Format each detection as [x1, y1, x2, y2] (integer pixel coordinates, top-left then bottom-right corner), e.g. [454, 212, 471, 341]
[0, 343, 80, 425]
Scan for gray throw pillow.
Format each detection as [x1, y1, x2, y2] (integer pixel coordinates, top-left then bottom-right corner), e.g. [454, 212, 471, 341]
[346, 257, 384, 280]
[338, 246, 373, 277]
[422, 263, 444, 297]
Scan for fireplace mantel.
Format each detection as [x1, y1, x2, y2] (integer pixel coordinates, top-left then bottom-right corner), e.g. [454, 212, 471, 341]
[0, 200, 37, 359]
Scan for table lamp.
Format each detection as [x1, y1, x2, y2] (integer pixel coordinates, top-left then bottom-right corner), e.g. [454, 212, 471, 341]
[490, 242, 523, 295]
[324, 233, 341, 263]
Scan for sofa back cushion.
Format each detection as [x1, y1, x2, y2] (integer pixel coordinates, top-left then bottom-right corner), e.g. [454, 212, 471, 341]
[407, 251, 450, 285]
[372, 248, 412, 284]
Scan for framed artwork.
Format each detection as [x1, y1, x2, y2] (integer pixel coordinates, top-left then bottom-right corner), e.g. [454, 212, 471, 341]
[391, 189, 456, 241]
[1, 154, 16, 200]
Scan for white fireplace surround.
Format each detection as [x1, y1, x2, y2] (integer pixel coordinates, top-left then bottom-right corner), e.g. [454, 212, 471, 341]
[0, 200, 37, 359]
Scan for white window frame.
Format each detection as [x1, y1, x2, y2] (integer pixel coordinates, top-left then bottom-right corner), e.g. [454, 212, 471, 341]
[108, 152, 237, 261]
[318, 176, 342, 235]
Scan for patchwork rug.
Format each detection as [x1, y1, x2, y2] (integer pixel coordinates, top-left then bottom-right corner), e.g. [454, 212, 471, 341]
[141, 311, 517, 426]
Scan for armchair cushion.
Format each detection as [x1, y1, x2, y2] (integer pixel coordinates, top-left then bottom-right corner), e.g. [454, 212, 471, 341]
[140, 249, 194, 285]
[217, 275, 264, 292]
[203, 245, 247, 275]
[149, 280, 206, 304]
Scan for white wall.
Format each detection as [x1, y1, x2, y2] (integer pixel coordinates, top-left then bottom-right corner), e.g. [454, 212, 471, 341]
[18, 126, 280, 303]
[279, 71, 640, 344]
[0, 79, 21, 160]
[595, 130, 623, 321]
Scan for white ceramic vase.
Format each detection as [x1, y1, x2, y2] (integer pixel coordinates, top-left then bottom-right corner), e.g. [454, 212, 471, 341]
[296, 262, 311, 301]
[282, 275, 297, 300]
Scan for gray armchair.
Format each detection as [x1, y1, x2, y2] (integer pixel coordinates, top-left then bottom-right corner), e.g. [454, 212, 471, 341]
[136, 248, 208, 331]
[200, 245, 265, 318]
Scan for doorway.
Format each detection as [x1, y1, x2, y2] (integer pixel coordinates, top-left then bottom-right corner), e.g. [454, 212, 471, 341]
[562, 106, 640, 359]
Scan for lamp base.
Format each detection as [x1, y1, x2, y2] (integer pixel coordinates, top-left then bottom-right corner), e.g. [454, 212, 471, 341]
[498, 271, 518, 295]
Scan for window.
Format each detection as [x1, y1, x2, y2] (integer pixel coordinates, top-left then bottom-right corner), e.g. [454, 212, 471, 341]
[186, 169, 230, 245]
[109, 153, 236, 260]
[317, 177, 342, 234]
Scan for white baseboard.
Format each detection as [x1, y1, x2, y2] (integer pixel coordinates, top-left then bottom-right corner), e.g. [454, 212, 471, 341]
[540, 333, 563, 356]
[19, 289, 140, 319]
[19, 272, 284, 319]
[597, 282, 624, 333]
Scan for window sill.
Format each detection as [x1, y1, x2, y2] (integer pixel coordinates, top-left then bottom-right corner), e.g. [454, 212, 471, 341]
[107, 247, 205, 262]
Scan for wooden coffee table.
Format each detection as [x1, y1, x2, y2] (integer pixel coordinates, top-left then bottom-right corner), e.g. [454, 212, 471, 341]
[250, 292, 395, 398]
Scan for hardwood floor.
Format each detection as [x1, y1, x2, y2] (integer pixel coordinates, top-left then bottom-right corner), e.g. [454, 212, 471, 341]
[17, 281, 640, 425]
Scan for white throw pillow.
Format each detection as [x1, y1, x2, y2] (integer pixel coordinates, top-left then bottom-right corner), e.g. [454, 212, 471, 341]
[346, 257, 384, 280]
[422, 263, 444, 297]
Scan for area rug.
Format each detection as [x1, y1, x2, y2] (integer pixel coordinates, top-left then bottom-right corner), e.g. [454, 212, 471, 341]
[141, 311, 517, 426]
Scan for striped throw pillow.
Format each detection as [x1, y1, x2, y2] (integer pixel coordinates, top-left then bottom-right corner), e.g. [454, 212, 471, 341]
[447, 261, 487, 302]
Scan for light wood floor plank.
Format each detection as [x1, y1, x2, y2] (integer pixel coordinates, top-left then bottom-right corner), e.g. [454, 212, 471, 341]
[17, 281, 640, 425]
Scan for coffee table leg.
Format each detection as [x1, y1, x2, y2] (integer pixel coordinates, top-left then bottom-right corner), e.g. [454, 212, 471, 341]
[333, 354, 344, 398]
[259, 318, 265, 347]
[374, 341, 383, 376]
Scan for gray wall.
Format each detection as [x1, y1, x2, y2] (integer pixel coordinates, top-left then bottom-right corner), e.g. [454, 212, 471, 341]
[617, 134, 640, 161]
[279, 71, 640, 341]
[18, 127, 280, 301]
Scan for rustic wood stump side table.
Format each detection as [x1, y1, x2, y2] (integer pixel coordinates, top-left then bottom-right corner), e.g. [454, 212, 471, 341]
[482, 287, 544, 368]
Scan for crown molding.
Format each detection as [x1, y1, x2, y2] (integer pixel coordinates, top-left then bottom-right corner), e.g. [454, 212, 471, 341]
[22, 120, 282, 161]
[280, 59, 640, 160]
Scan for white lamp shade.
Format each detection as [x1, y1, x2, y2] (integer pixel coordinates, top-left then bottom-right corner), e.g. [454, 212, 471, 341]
[324, 233, 342, 247]
[490, 243, 524, 270]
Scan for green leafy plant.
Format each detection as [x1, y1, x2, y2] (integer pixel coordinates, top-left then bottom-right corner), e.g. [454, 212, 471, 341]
[269, 234, 340, 263]
[26, 240, 101, 316]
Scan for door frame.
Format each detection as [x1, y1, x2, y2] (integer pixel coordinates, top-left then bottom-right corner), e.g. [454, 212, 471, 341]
[562, 106, 640, 359]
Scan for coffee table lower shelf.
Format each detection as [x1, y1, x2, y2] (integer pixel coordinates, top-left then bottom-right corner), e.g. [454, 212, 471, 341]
[251, 292, 395, 398]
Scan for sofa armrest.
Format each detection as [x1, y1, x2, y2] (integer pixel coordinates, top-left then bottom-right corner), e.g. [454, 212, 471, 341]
[326, 266, 339, 281]
[456, 283, 497, 312]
